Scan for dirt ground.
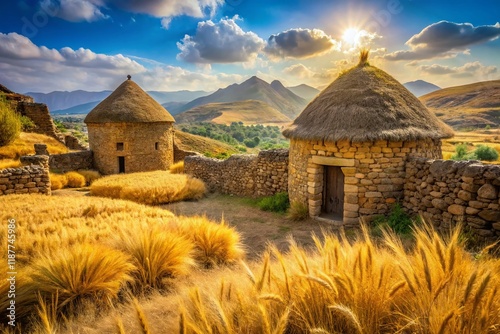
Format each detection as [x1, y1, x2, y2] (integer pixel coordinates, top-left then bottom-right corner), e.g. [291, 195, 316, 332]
[162, 193, 338, 259]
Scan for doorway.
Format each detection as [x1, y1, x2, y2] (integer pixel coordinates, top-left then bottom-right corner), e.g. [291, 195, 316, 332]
[118, 156, 125, 173]
[322, 166, 344, 219]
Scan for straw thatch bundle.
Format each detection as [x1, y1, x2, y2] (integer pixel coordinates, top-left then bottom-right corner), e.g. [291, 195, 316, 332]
[283, 61, 453, 142]
[85, 79, 175, 123]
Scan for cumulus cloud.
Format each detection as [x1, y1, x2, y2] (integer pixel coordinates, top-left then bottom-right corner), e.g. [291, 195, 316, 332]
[40, 0, 108, 22]
[418, 61, 497, 78]
[265, 28, 339, 59]
[283, 63, 314, 78]
[385, 21, 500, 61]
[0, 32, 145, 92]
[177, 17, 265, 63]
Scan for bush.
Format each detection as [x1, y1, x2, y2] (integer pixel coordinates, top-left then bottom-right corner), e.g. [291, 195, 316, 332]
[451, 143, 470, 160]
[65, 171, 86, 188]
[169, 161, 184, 174]
[257, 192, 290, 213]
[29, 244, 134, 314]
[0, 100, 21, 146]
[372, 203, 414, 235]
[473, 145, 498, 161]
[287, 201, 309, 221]
[20, 115, 36, 131]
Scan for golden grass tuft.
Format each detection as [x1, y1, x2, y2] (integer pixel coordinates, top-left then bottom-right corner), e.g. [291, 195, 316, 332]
[0, 132, 68, 159]
[90, 170, 206, 205]
[176, 216, 245, 268]
[113, 227, 194, 292]
[50, 173, 68, 190]
[77, 169, 101, 185]
[287, 201, 309, 221]
[0, 159, 21, 169]
[64, 171, 86, 188]
[169, 161, 184, 174]
[29, 244, 135, 314]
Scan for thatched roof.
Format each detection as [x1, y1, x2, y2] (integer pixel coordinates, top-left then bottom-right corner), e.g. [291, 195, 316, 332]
[85, 78, 175, 123]
[283, 62, 453, 142]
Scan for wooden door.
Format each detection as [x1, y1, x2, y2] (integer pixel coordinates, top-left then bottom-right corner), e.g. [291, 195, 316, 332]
[323, 166, 344, 217]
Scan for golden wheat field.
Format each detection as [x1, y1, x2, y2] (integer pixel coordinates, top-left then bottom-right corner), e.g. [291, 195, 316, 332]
[90, 170, 206, 205]
[0, 132, 68, 159]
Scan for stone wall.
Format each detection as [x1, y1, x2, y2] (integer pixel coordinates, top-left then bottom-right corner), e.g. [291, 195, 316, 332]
[87, 122, 174, 175]
[173, 141, 199, 162]
[49, 151, 93, 173]
[184, 149, 288, 197]
[289, 138, 442, 225]
[0, 155, 51, 196]
[404, 158, 500, 241]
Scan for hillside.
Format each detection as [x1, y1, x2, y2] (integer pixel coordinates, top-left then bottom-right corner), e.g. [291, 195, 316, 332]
[420, 80, 500, 129]
[403, 80, 441, 97]
[175, 100, 291, 125]
[287, 84, 320, 101]
[174, 76, 307, 118]
[174, 130, 238, 157]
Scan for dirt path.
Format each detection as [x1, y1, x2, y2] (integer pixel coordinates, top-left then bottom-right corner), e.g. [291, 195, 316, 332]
[162, 193, 338, 259]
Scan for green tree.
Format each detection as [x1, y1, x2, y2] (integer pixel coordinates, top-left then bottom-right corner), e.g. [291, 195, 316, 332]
[0, 98, 21, 146]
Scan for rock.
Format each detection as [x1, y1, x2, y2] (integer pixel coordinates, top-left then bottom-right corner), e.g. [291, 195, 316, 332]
[430, 191, 443, 198]
[492, 222, 500, 231]
[432, 198, 448, 210]
[457, 190, 472, 201]
[478, 210, 500, 222]
[477, 184, 498, 200]
[448, 204, 465, 215]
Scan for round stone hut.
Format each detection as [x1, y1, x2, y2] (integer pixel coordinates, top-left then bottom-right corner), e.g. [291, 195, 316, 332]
[282, 53, 454, 225]
[84, 77, 175, 175]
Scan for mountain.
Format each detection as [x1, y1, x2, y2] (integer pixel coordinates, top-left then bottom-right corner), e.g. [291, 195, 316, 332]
[175, 100, 291, 125]
[52, 101, 100, 115]
[287, 84, 320, 101]
[403, 80, 441, 97]
[28, 89, 210, 113]
[175, 76, 308, 119]
[175, 130, 238, 157]
[419, 80, 500, 129]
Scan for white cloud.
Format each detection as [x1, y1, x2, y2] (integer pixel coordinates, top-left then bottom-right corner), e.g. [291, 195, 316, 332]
[265, 28, 339, 59]
[418, 61, 497, 78]
[40, 0, 108, 22]
[177, 17, 265, 63]
[385, 21, 500, 61]
[283, 63, 314, 78]
[161, 17, 172, 29]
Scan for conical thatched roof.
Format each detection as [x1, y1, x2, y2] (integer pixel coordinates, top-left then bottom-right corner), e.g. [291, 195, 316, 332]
[283, 62, 453, 142]
[85, 78, 175, 123]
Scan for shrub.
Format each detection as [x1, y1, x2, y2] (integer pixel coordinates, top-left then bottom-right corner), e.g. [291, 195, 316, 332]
[473, 145, 499, 161]
[176, 216, 245, 268]
[0, 100, 21, 146]
[29, 244, 134, 314]
[113, 227, 194, 292]
[169, 161, 184, 174]
[65, 171, 86, 188]
[20, 115, 36, 131]
[50, 173, 68, 190]
[372, 203, 414, 235]
[257, 192, 290, 213]
[451, 143, 469, 160]
[90, 171, 206, 205]
[287, 201, 309, 221]
[77, 169, 101, 185]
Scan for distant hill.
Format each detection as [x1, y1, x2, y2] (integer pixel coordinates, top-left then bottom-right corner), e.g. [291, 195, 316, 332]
[175, 76, 307, 119]
[420, 80, 500, 129]
[403, 80, 441, 97]
[287, 84, 320, 101]
[175, 100, 291, 125]
[174, 130, 238, 156]
[28, 89, 210, 114]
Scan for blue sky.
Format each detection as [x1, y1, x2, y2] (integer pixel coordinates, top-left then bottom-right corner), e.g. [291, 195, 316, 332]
[0, 0, 499, 93]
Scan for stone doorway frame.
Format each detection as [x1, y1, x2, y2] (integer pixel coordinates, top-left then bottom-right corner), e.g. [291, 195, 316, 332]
[308, 156, 355, 223]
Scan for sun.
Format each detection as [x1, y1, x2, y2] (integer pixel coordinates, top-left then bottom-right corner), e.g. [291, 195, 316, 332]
[342, 28, 360, 47]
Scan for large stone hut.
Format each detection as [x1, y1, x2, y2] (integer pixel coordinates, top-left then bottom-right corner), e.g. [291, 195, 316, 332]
[84, 77, 175, 175]
[283, 53, 454, 225]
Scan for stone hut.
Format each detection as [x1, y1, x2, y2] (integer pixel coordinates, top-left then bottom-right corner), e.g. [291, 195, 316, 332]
[84, 77, 175, 175]
[283, 53, 454, 225]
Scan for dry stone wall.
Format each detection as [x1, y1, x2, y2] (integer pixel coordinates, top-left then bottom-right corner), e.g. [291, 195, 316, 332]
[49, 151, 93, 172]
[404, 158, 500, 241]
[184, 149, 288, 197]
[0, 156, 51, 196]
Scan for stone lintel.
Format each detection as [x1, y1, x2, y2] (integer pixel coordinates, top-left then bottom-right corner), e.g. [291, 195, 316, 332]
[312, 156, 355, 167]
